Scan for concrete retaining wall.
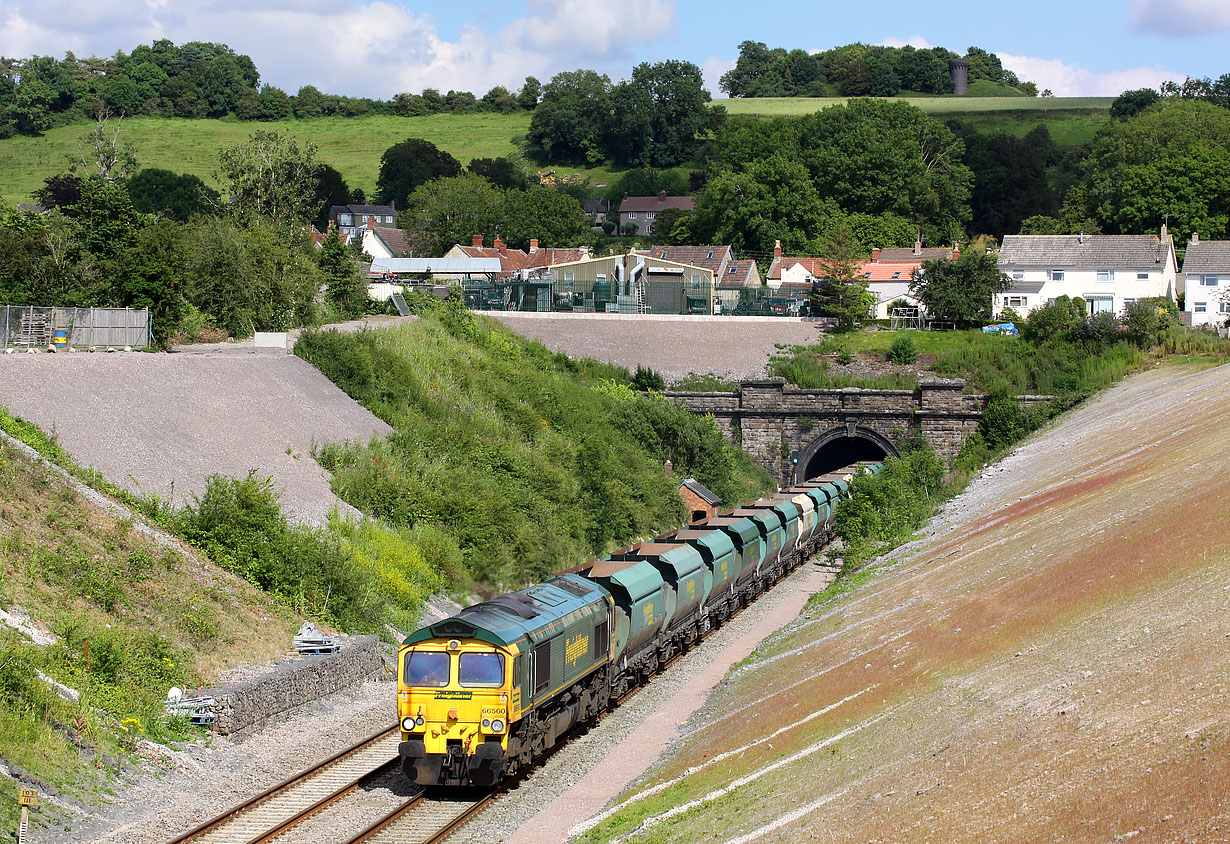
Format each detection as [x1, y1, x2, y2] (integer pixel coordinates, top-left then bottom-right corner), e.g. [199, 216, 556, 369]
[203, 636, 385, 735]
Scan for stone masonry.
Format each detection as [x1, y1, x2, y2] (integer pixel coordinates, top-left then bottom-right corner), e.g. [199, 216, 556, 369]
[666, 378, 1051, 484]
[201, 636, 385, 735]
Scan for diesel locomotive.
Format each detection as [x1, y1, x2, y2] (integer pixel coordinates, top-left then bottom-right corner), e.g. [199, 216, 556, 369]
[397, 462, 879, 787]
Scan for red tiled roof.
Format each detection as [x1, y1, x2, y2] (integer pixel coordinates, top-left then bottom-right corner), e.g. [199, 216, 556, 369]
[524, 248, 585, 269]
[769, 255, 937, 281]
[618, 195, 696, 213]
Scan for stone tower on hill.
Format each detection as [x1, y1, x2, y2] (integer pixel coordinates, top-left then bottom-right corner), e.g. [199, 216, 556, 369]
[949, 57, 969, 95]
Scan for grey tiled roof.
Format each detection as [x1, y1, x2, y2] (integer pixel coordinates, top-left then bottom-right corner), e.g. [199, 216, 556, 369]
[999, 234, 1172, 270]
[1181, 241, 1230, 274]
[618, 195, 696, 213]
[680, 478, 722, 505]
[878, 247, 951, 263]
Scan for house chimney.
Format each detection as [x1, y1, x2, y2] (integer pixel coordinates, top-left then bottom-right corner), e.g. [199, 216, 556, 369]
[529, 238, 539, 253]
[773, 240, 782, 260]
[951, 242, 960, 261]
[472, 234, 483, 247]
[494, 236, 504, 253]
[1079, 232, 1084, 244]
[579, 245, 590, 259]
[658, 190, 666, 202]
[1160, 223, 1169, 242]
[913, 237, 922, 256]
[1192, 232, 1200, 244]
[871, 247, 881, 263]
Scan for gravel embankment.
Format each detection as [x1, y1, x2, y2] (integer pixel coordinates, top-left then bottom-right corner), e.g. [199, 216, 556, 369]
[487, 313, 823, 382]
[0, 349, 391, 525]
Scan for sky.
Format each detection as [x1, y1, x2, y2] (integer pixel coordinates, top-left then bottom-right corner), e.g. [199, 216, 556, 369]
[0, 0, 1227, 100]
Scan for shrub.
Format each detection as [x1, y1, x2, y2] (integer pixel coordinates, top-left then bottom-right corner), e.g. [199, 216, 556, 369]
[1122, 298, 1179, 347]
[1022, 295, 1086, 343]
[978, 390, 1027, 450]
[833, 444, 946, 566]
[632, 365, 666, 392]
[836, 346, 856, 365]
[887, 335, 918, 364]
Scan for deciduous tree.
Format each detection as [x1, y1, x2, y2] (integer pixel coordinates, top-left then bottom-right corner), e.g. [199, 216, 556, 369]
[375, 137, 462, 209]
[910, 247, 1010, 327]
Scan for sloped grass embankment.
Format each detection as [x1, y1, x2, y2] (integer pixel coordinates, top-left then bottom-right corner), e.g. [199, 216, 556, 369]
[294, 297, 775, 587]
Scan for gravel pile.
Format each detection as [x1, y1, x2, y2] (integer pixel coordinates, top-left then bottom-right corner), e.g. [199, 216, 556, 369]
[487, 313, 823, 382]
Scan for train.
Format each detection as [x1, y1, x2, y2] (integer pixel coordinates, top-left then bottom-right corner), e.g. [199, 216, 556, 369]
[396, 461, 881, 787]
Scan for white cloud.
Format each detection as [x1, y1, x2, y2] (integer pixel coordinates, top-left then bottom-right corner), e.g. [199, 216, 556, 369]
[997, 52, 1186, 96]
[1130, 0, 1230, 37]
[877, 35, 933, 49]
[701, 55, 736, 97]
[0, 0, 678, 99]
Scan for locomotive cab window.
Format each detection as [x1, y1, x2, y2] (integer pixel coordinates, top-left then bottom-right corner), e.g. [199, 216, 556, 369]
[534, 640, 552, 694]
[405, 651, 449, 687]
[459, 652, 504, 687]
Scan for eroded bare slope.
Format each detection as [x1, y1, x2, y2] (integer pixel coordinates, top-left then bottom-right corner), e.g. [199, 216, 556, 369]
[577, 363, 1230, 844]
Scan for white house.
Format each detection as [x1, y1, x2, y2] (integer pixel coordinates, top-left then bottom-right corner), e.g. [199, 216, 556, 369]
[996, 229, 1178, 318]
[1180, 234, 1230, 328]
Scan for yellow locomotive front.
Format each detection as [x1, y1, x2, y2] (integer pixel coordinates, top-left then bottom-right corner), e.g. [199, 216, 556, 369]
[398, 636, 519, 786]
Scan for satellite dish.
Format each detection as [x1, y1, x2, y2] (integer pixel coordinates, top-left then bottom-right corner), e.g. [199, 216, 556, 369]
[167, 686, 183, 703]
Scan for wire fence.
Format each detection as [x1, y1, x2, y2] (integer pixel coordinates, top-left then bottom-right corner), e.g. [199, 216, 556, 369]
[0, 306, 150, 350]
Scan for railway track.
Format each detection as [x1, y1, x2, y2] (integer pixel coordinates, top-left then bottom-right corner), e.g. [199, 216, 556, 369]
[344, 793, 496, 844]
[167, 725, 401, 844]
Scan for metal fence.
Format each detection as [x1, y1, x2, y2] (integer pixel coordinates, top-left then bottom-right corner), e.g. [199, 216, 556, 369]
[0, 306, 150, 349]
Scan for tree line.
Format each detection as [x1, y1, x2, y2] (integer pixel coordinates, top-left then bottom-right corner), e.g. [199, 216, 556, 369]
[719, 41, 1039, 98]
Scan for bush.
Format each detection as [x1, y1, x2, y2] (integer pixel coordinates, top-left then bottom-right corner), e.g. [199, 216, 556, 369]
[887, 335, 918, 364]
[978, 390, 1028, 450]
[833, 444, 946, 566]
[632, 364, 666, 392]
[1122, 298, 1179, 347]
[836, 345, 856, 365]
[1022, 295, 1086, 343]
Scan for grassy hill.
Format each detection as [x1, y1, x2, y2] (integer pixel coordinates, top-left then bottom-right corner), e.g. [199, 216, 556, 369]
[0, 93, 1115, 205]
[0, 113, 624, 207]
[0, 435, 295, 836]
[718, 94, 1115, 146]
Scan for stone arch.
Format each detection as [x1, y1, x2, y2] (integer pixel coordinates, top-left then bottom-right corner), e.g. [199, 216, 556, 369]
[797, 425, 899, 483]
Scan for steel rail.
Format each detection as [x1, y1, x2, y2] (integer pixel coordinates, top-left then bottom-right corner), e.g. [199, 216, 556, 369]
[344, 794, 496, 844]
[166, 724, 400, 844]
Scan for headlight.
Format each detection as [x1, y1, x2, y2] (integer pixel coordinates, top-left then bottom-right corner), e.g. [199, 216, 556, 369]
[482, 718, 491, 728]
[490, 719, 504, 733]
[401, 716, 415, 731]
[415, 716, 424, 726]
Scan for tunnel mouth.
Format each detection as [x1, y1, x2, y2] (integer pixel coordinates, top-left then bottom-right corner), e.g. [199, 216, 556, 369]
[798, 427, 898, 482]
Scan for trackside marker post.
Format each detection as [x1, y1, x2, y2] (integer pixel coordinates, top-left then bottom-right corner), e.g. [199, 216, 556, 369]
[17, 787, 37, 844]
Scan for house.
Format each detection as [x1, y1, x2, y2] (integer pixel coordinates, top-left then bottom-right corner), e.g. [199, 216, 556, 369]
[581, 199, 607, 226]
[1180, 233, 1230, 327]
[616, 191, 695, 236]
[996, 228, 1178, 318]
[361, 220, 412, 260]
[329, 203, 397, 240]
[766, 239, 955, 319]
[548, 251, 715, 314]
[716, 259, 763, 313]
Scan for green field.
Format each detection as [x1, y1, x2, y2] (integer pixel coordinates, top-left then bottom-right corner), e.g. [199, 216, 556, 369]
[715, 95, 1115, 116]
[0, 113, 627, 206]
[0, 92, 1116, 205]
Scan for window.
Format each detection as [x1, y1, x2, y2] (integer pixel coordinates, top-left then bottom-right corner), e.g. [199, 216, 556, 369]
[361, 215, 369, 223]
[339, 214, 352, 226]
[1049, 269, 1065, 281]
[1201, 275, 1220, 286]
[1221, 301, 1230, 314]
[646, 212, 655, 219]
[1122, 298, 1137, 308]
[627, 212, 637, 219]
[459, 652, 504, 687]
[562, 272, 574, 282]
[1012, 270, 1025, 280]
[1088, 297, 1114, 315]
[386, 215, 394, 223]
[1006, 295, 1028, 307]
[1137, 272, 1150, 280]
[1194, 302, 1208, 313]
[404, 651, 449, 687]
[1096, 269, 1113, 282]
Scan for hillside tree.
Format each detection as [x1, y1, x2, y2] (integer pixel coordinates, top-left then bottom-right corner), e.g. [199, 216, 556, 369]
[910, 248, 1010, 327]
[375, 137, 462, 208]
[216, 129, 319, 225]
[809, 222, 873, 329]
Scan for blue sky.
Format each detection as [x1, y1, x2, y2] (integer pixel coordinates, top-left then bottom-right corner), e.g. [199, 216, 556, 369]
[0, 0, 1226, 99]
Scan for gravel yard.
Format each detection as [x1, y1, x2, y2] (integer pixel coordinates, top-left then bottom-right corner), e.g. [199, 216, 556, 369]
[0, 349, 391, 525]
[487, 313, 823, 382]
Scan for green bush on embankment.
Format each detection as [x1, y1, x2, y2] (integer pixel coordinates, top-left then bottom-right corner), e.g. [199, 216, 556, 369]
[294, 293, 775, 586]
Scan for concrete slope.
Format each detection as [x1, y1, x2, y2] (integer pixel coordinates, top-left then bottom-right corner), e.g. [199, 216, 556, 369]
[577, 363, 1230, 844]
[0, 349, 391, 524]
